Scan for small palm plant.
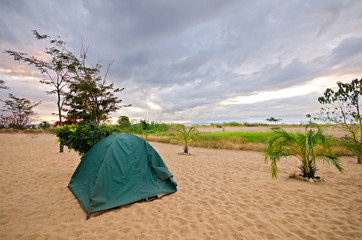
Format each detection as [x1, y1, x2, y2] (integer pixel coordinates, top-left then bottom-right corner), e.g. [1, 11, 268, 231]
[265, 123, 343, 179]
[175, 125, 199, 154]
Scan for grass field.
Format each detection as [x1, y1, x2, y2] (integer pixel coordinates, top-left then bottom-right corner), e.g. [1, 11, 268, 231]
[199, 131, 275, 143]
[1, 123, 352, 155]
[144, 126, 352, 155]
[144, 130, 275, 152]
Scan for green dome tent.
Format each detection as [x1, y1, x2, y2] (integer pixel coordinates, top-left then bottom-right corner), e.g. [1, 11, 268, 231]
[68, 133, 177, 218]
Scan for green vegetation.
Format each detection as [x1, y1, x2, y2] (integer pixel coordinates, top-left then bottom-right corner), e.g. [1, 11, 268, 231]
[39, 121, 51, 130]
[199, 131, 275, 143]
[222, 122, 244, 127]
[54, 119, 171, 156]
[208, 122, 270, 127]
[240, 122, 270, 127]
[174, 125, 199, 154]
[265, 123, 343, 179]
[51, 120, 355, 157]
[118, 120, 170, 136]
[313, 77, 361, 163]
[117, 116, 131, 129]
[190, 131, 275, 151]
[2, 113, 355, 162]
[54, 121, 120, 157]
[64, 60, 130, 125]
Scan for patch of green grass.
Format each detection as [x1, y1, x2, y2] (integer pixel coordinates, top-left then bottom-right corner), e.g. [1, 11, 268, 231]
[223, 122, 244, 127]
[199, 131, 276, 143]
[240, 122, 269, 127]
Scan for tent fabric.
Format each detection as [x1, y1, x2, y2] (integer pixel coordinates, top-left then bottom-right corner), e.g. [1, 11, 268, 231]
[68, 133, 177, 214]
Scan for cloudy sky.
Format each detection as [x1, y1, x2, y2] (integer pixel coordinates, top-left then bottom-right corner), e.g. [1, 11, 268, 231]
[0, 0, 361, 124]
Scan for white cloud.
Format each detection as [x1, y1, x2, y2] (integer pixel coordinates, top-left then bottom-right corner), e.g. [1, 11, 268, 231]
[221, 74, 359, 105]
[147, 101, 161, 110]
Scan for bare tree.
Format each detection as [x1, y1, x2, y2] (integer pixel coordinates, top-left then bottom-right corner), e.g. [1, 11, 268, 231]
[1, 94, 40, 129]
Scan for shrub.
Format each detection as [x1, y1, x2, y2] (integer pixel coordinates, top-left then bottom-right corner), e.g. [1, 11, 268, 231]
[265, 123, 343, 179]
[117, 116, 131, 129]
[54, 121, 121, 157]
[175, 125, 199, 154]
[39, 121, 51, 129]
[129, 120, 170, 134]
[54, 120, 171, 157]
[224, 122, 243, 127]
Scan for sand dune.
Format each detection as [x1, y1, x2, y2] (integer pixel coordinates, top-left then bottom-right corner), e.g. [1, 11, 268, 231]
[0, 133, 361, 239]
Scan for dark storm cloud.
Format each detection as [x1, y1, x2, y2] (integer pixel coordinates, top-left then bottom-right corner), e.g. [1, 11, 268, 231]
[81, 1, 237, 45]
[0, 0, 361, 123]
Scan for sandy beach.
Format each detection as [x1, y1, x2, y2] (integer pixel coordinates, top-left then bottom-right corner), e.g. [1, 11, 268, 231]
[0, 133, 361, 239]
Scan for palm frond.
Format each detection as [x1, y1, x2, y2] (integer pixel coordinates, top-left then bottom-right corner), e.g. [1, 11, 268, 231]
[317, 155, 344, 172]
[337, 141, 362, 160]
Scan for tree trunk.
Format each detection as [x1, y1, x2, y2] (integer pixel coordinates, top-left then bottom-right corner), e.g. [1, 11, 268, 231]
[358, 156, 361, 164]
[184, 146, 188, 154]
[58, 93, 64, 153]
[299, 161, 317, 179]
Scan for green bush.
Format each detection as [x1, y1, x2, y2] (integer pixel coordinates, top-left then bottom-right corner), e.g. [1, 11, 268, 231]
[39, 121, 51, 129]
[242, 122, 268, 127]
[130, 120, 170, 134]
[148, 121, 169, 132]
[54, 120, 172, 157]
[54, 122, 121, 157]
[117, 116, 131, 129]
[224, 122, 243, 127]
